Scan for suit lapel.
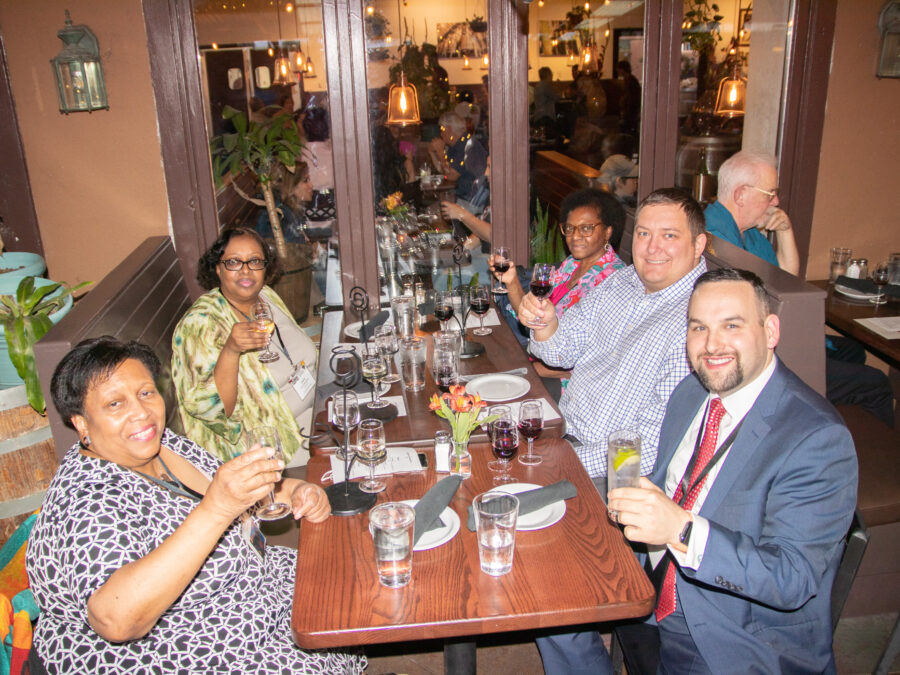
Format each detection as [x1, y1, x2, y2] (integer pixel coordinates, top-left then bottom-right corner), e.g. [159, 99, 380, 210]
[651, 376, 706, 487]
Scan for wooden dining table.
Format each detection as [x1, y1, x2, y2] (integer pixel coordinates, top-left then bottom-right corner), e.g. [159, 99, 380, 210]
[290, 438, 656, 671]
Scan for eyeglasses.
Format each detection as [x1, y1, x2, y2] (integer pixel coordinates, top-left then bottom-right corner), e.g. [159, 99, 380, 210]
[745, 185, 778, 201]
[560, 222, 604, 237]
[219, 258, 267, 271]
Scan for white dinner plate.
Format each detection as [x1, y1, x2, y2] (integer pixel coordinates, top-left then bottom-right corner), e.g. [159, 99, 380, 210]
[343, 321, 395, 340]
[492, 482, 566, 531]
[834, 284, 879, 301]
[465, 374, 530, 402]
[401, 499, 461, 551]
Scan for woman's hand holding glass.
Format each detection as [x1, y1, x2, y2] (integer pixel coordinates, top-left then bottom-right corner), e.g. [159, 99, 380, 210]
[488, 254, 518, 287]
[244, 427, 291, 520]
[202, 445, 285, 524]
[224, 320, 272, 357]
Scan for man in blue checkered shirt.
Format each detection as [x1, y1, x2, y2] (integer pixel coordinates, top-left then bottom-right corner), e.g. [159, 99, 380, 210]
[521, 188, 708, 480]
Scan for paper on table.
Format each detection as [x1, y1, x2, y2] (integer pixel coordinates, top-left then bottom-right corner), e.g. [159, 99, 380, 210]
[329, 446, 424, 482]
[475, 397, 561, 422]
[464, 307, 502, 329]
[855, 317, 900, 340]
[327, 394, 407, 419]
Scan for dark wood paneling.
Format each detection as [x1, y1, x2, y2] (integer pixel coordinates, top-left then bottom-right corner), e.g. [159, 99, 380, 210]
[532, 151, 600, 226]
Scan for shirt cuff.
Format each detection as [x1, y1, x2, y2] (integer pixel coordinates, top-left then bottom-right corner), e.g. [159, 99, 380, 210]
[668, 515, 710, 570]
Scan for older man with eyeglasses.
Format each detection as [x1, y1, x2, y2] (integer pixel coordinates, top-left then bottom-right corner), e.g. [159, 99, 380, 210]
[704, 149, 800, 275]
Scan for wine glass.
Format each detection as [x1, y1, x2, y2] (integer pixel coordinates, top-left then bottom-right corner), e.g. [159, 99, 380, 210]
[492, 246, 511, 294]
[434, 290, 455, 332]
[871, 261, 890, 306]
[244, 426, 291, 520]
[361, 354, 389, 408]
[490, 419, 519, 485]
[485, 405, 512, 473]
[356, 419, 387, 493]
[374, 325, 400, 384]
[529, 263, 555, 328]
[517, 399, 544, 465]
[470, 284, 493, 336]
[331, 391, 360, 461]
[253, 300, 279, 363]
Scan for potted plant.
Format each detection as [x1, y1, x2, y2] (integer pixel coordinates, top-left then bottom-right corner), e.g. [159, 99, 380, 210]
[0, 276, 90, 413]
[468, 15, 487, 33]
[683, 0, 724, 96]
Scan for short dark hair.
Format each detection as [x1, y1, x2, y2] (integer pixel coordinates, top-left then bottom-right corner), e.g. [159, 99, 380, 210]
[636, 187, 706, 239]
[302, 106, 330, 142]
[538, 66, 553, 81]
[51, 337, 162, 429]
[616, 60, 632, 74]
[693, 267, 772, 317]
[196, 227, 280, 290]
[559, 188, 627, 251]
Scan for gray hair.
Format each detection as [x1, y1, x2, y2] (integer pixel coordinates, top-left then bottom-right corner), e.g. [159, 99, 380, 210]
[716, 150, 778, 202]
[439, 112, 466, 137]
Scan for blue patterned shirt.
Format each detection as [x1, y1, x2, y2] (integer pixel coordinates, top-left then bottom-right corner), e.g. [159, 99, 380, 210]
[529, 259, 707, 477]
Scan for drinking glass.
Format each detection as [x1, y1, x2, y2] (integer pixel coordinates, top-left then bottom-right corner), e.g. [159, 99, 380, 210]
[489, 419, 519, 485]
[485, 405, 512, 473]
[361, 354, 389, 408]
[369, 502, 415, 587]
[517, 399, 544, 465]
[356, 419, 387, 493]
[331, 391, 360, 461]
[399, 337, 426, 392]
[871, 261, 890, 306]
[433, 290, 455, 332]
[829, 247, 852, 283]
[607, 429, 642, 521]
[474, 491, 519, 576]
[530, 263, 555, 328]
[244, 426, 291, 520]
[374, 324, 400, 384]
[470, 284, 493, 336]
[492, 246, 511, 294]
[390, 296, 415, 339]
[432, 349, 459, 392]
[253, 300, 279, 363]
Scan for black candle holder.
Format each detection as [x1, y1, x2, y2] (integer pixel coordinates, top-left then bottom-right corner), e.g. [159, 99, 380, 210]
[350, 286, 399, 422]
[323, 345, 376, 516]
[450, 244, 485, 359]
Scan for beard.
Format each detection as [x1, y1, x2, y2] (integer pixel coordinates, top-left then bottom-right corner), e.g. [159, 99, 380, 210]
[694, 353, 745, 395]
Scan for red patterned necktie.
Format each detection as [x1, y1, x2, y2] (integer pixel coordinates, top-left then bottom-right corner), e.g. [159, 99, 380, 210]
[655, 398, 726, 622]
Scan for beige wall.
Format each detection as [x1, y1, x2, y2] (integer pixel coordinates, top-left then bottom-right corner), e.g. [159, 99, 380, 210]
[807, 0, 900, 280]
[0, 0, 169, 287]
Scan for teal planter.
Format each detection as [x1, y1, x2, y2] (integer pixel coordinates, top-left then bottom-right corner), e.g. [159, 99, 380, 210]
[0, 253, 46, 282]
[0, 278, 73, 389]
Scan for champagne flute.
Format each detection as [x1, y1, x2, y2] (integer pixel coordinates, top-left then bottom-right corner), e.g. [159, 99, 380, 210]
[871, 261, 890, 306]
[492, 246, 511, 294]
[361, 354, 389, 408]
[485, 405, 512, 473]
[244, 426, 291, 520]
[356, 419, 387, 493]
[470, 284, 493, 336]
[490, 419, 519, 485]
[331, 391, 360, 461]
[529, 263, 555, 328]
[253, 300, 279, 363]
[374, 325, 401, 384]
[517, 399, 544, 465]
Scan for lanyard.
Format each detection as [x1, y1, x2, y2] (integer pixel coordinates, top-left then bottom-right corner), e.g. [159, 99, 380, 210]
[675, 400, 744, 507]
[134, 454, 204, 503]
[225, 296, 295, 366]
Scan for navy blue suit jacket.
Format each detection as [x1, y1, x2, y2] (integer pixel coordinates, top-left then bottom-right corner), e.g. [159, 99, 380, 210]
[650, 361, 858, 673]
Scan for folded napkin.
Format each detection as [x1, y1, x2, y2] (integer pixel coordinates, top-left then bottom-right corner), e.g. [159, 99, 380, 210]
[466, 480, 577, 531]
[836, 276, 900, 298]
[414, 475, 463, 545]
[358, 310, 390, 342]
[418, 300, 435, 317]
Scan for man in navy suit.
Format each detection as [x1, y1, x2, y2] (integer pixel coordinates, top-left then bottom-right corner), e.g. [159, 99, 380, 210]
[609, 267, 858, 673]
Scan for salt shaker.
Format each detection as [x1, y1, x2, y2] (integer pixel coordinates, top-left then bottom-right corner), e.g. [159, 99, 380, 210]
[434, 430, 452, 473]
[846, 259, 861, 279]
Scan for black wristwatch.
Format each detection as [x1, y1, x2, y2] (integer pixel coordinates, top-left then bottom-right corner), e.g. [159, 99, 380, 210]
[679, 518, 694, 547]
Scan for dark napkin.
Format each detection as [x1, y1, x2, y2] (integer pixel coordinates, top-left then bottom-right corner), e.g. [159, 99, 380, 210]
[835, 276, 900, 298]
[466, 480, 578, 531]
[414, 475, 463, 545]
[418, 300, 435, 317]
[358, 310, 390, 342]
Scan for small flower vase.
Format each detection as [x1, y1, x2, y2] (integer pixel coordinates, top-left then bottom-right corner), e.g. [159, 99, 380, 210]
[449, 438, 472, 479]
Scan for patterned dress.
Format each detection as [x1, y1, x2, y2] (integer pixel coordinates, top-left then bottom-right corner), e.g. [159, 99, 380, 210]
[26, 430, 365, 675]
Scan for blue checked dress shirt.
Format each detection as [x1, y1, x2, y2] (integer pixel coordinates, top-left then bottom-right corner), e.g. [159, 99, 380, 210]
[529, 259, 707, 477]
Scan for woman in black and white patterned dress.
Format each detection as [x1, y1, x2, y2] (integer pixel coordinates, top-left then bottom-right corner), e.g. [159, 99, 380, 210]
[26, 337, 364, 674]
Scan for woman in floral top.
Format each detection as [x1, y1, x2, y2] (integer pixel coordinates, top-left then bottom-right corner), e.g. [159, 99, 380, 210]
[490, 188, 626, 383]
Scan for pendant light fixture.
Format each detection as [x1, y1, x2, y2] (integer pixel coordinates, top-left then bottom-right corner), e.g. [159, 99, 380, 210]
[714, 63, 747, 117]
[386, 0, 421, 125]
[272, 0, 291, 85]
[481, 53, 489, 69]
[463, 54, 471, 69]
[289, 3, 305, 73]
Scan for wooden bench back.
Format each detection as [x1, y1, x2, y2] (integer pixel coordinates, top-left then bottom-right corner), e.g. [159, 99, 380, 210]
[34, 237, 192, 459]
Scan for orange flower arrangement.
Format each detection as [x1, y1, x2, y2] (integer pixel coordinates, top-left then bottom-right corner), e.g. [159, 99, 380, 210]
[429, 385, 497, 443]
[381, 191, 408, 217]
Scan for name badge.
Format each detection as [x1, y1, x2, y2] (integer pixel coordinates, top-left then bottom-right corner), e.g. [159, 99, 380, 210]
[241, 518, 266, 562]
[290, 365, 316, 400]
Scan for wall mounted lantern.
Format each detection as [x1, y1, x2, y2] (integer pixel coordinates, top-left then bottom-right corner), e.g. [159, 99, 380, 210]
[877, 1, 900, 78]
[50, 10, 109, 114]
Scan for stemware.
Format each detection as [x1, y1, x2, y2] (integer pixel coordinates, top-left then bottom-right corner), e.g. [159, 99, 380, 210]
[433, 290, 455, 332]
[485, 405, 512, 473]
[517, 398, 544, 465]
[871, 261, 890, 306]
[253, 300, 279, 363]
[470, 284, 493, 336]
[361, 354, 389, 408]
[356, 419, 387, 493]
[529, 263, 555, 328]
[244, 426, 291, 520]
[492, 246, 511, 294]
[331, 391, 360, 461]
[490, 419, 519, 485]
[374, 325, 401, 384]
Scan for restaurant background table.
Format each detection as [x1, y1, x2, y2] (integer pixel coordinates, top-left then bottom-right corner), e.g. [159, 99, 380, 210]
[311, 309, 566, 452]
[291, 438, 655, 653]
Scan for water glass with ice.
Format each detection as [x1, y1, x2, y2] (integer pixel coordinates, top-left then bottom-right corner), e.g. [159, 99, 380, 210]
[607, 429, 642, 520]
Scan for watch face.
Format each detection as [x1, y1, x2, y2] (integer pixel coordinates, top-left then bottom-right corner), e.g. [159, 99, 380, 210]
[679, 520, 693, 545]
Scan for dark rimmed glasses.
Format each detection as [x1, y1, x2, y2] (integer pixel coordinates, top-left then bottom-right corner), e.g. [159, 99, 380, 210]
[219, 257, 268, 271]
[559, 222, 604, 237]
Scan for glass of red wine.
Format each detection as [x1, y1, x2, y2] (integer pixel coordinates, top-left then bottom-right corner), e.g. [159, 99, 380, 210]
[517, 398, 544, 465]
[470, 284, 493, 336]
[484, 405, 512, 472]
[433, 290, 455, 332]
[870, 261, 890, 306]
[530, 263, 555, 327]
[490, 418, 519, 485]
[492, 246, 511, 294]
